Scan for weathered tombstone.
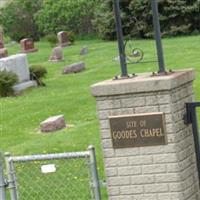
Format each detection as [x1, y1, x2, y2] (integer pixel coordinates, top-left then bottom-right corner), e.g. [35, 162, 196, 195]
[0, 48, 8, 58]
[57, 31, 71, 47]
[90, 0, 200, 199]
[63, 61, 85, 74]
[0, 42, 4, 49]
[40, 115, 66, 132]
[0, 31, 4, 49]
[20, 38, 38, 53]
[49, 46, 64, 62]
[80, 47, 88, 55]
[0, 31, 3, 42]
[0, 54, 37, 92]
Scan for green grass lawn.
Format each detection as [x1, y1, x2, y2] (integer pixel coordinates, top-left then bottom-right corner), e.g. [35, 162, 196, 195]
[1, 35, 200, 198]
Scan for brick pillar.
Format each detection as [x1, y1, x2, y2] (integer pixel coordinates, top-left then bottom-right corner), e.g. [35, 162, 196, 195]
[91, 69, 200, 200]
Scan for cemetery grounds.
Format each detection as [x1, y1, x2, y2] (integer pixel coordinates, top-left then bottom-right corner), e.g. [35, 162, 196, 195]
[0, 35, 200, 199]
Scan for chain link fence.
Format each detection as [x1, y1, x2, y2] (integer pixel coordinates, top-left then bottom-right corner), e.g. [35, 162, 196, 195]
[0, 152, 6, 200]
[0, 146, 102, 200]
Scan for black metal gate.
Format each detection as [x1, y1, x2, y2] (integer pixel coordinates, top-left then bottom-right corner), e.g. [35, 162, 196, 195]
[185, 102, 200, 180]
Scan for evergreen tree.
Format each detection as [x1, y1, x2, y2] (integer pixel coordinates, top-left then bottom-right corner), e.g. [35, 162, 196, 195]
[94, 0, 200, 40]
[93, 0, 132, 40]
[158, 0, 200, 36]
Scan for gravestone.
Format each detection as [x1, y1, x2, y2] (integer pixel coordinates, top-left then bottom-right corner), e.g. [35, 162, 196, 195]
[0, 31, 3, 42]
[57, 31, 71, 47]
[0, 54, 37, 92]
[0, 42, 3, 49]
[91, 69, 200, 199]
[63, 61, 85, 74]
[40, 115, 66, 132]
[49, 46, 64, 62]
[20, 38, 38, 53]
[0, 48, 8, 58]
[0, 31, 4, 49]
[80, 47, 88, 55]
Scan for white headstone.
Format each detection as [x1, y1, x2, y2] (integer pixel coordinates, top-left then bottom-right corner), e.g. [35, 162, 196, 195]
[0, 54, 30, 83]
[0, 53, 37, 93]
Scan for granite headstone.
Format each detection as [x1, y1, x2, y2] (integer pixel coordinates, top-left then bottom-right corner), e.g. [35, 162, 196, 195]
[63, 61, 85, 74]
[0, 48, 8, 58]
[49, 46, 64, 62]
[20, 38, 38, 53]
[0, 31, 4, 49]
[0, 54, 37, 92]
[57, 31, 71, 47]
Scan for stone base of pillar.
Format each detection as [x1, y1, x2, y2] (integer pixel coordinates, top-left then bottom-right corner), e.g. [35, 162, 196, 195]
[91, 69, 200, 200]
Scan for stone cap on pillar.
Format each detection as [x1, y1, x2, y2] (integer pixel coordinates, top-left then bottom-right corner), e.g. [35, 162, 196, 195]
[91, 69, 195, 97]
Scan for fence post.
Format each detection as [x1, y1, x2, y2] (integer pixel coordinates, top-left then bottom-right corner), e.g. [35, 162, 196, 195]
[88, 145, 101, 200]
[0, 152, 6, 200]
[5, 153, 18, 200]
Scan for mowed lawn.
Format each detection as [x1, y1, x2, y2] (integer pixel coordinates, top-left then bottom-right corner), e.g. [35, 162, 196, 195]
[1, 35, 200, 180]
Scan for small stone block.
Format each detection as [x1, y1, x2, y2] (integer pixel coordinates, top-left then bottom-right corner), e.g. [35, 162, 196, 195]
[80, 47, 88, 55]
[40, 115, 66, 132]
[63, 61, 85, 74]
[13, 80, 37, 93]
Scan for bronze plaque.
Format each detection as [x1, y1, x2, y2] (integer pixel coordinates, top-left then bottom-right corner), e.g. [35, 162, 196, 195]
[109, 112, 167, 148]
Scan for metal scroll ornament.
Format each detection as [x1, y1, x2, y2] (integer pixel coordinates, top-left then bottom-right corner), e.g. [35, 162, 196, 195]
[123, 16, 144, 64]
[124, 39, 144, 64]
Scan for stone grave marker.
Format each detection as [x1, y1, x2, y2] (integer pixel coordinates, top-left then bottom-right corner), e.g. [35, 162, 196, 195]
[0, 31, 4, 49]
[20, 38, 38, 53]
[57, 31, 71, 47]
[0, 42, 4, 49]
[0, 48, 8, 58]
[0, 31, 3, 42]
[80, 47, 88, 55]
[0, 54, 37, 92]
[63, 61, 85, 74]
[49, 46, 64, 62]
[40, 115, 66, 132]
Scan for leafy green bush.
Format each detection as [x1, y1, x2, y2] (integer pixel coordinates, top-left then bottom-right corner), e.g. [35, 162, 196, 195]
[30, 65, 47, 87]
[0, 0, 43, 41]
[0, 70, 18, 97]
[35, 0, 97, 36]
[45, 34, 57, 47]
[66, 31, 75, 43]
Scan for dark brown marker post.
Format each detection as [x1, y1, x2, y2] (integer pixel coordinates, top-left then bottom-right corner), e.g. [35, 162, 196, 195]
[113, 0, 128, 77]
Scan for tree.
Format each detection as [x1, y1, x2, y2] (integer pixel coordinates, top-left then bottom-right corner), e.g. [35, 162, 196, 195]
[94, 0, 200, 40]
[157, 0, 200, 36]
[93, 0, 134, 40]
[0, 0, 42, 41]
[35, 0, 97, 36]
